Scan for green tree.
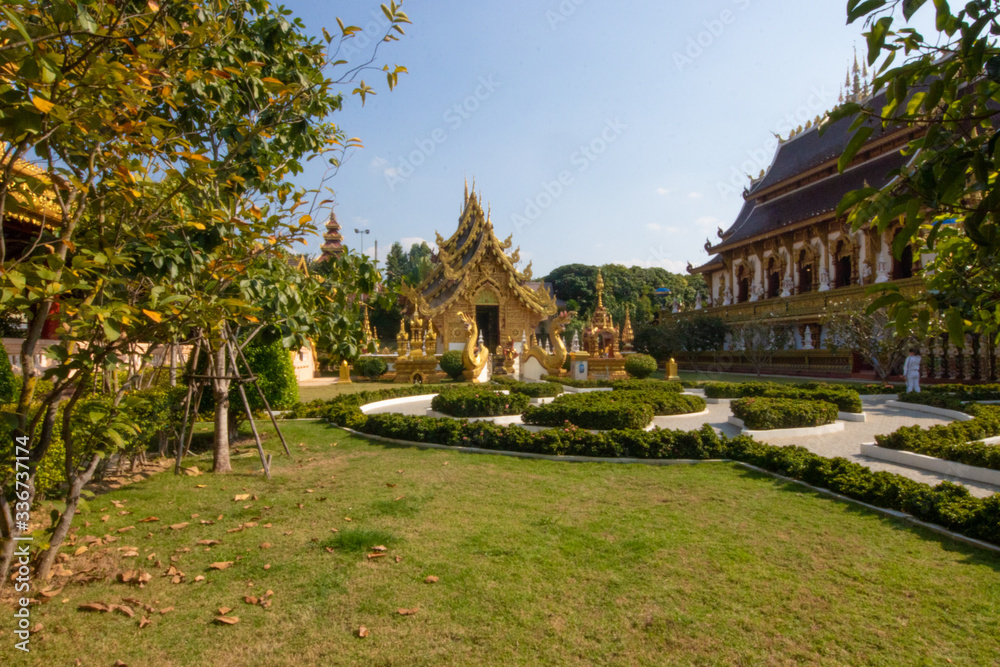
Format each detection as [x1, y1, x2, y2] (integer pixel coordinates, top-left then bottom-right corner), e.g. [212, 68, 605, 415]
[833, 0, 1000, 343]
[385, 242, 409, 285]
[0, 0, 409, 584]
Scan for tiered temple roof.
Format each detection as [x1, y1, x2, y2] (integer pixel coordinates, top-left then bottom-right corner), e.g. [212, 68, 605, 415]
[692, 88, 918, 274]
[319, 207, 344, 260]
[413, 183, 556, 318]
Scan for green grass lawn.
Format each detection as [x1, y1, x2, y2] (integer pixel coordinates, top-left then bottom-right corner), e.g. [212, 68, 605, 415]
[6, 420, 998, 666]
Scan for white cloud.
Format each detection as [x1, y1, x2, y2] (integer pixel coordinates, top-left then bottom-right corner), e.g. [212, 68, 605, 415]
[400, 236, 438, 251]
[688, 191, 702, 199]
[646, 222, 661, 231]
[384, 167, 400, 178]
[656, 187, 672, 196]
[695, 215, 718, 230]
[624, 257, 689, 273]
[371, 156, 388, 168]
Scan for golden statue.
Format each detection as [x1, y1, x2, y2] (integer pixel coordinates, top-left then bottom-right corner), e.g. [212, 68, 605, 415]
[457, 311, 490, 382]
[523, 311, 574, 376]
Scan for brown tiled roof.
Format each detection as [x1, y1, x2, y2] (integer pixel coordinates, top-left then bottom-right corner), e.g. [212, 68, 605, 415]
[710, 149, 911, 253]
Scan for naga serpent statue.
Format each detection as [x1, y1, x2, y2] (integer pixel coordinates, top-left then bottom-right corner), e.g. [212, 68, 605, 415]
[457, 311, 490, 382]
[523, 311, 574, 375]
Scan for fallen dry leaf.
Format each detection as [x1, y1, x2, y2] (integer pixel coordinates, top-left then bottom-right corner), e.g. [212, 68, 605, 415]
[234, 494, 250, 501]
[171, 576, 182, 584]
[372, 545, 387, 552]
[139, 616, 151, 629]
[243, 595, 258, 605]
[358, 625, 369, 638]
[74, 546, 88, 556]
[330, 528, 338, 533]
[259, 543, 271, 549]
[39, 587, 63, 599]
[139, 516, 159, 523]
[78, 602, 110, 613]
[169, 523, 189, 531]
[113, 660, 128, 667]
[344, 517, 352, 522]
[386, 483, 397, 488]
[226, 526, 244, 534]
[195, 484, 206, 488]
[214, 616, 240, 625]
[395, 496, 405, 501]
[194, 575, 205, 582]
[366, 553, 386, 559]
[243, 522, 257, 528]
[263, 523, 272, 528]
[263, 564, 271, 570]
[218, 606, 233, 615]
[397, 607, 418, 616]
[117, 526, 134, 534]
[209, 561, 234, 570]
[159, 607, 174, 614]
[113, 604, 135, 618]
[395, 556, 402, 563]
[197, 540, 221, 546]
[119, 510, 132, 516]
[424, 576, 439, 584]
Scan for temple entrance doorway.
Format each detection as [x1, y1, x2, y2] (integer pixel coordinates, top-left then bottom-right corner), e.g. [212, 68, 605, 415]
[475, 305, 500, 351]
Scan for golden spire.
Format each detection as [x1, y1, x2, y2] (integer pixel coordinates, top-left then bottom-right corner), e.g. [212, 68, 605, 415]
[595, 269, 605, 310]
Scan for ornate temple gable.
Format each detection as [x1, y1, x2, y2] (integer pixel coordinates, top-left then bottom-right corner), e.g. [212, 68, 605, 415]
[403, 185, 558, 351]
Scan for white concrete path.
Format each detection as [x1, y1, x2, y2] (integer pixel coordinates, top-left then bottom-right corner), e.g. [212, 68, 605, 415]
[364, 393, 1000, 498]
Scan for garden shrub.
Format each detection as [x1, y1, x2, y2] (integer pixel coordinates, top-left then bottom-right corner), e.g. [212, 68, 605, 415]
[611, 379, 683, 393]
[624, 353, 657, 379]
[703, 382, 862, 413]
[874, 404, 1000, 470]
[542, 374, 614, 388]
[431, 386, 529, 417]
[731, 397, 838, 430]
[491, 378, 562, 398]
[353, 356, 388, 381]
[924, 383, 1000, 401]
[522, 392, 654, 430]
[315, 386, 1000, 546]
[897, 391, 966, 412]
[439, 350, 465, 381]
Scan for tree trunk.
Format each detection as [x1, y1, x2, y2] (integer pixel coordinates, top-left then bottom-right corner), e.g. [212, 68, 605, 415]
[212, 349, 232, 473]
[34, 454, 101, 581]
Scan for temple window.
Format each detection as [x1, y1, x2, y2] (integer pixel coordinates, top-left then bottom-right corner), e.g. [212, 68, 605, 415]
[765, 257, 780, 299]
[798, 250, 813, 293]
[836, 254, 852, 288]
[736, 266, 749, 303]
[893, 244, 914, 279]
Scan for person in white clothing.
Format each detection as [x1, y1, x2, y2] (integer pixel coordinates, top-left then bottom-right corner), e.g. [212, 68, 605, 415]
[903, 347, 921, 393]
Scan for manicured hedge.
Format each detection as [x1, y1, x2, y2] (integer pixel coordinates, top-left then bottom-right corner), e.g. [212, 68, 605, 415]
[924, 384, 1000, 401]
[439, 350, 465, 381]
[875, 404, 1000, 471]
[731, 397, 839, 430]
[491, 377, 563, 398]
[897, 391, 967, 412]
[521, 389, 705, 430]
[320, 387, 1000, 546]
[703, 382, 863, 413]
[611, 379, 683, 393]
[624, 353, 657, 379]
[523, 392, 654, 430]
[431, 386, 530, 417]
[542, 374, 615, 388]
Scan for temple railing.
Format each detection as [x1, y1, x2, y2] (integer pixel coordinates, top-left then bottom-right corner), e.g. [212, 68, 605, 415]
[675, 350, 853, 377]
[664, 276, 925, 324]
[676, 331, 1000, 381]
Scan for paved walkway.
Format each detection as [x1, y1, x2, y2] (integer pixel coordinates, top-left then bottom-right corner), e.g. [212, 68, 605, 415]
[365, 393, 1000, 498]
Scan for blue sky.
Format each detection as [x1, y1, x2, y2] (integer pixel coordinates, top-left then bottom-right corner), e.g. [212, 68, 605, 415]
[282, 0, 935, 277]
